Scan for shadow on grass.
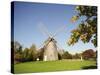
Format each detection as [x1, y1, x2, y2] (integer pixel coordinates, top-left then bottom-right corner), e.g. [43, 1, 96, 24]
[82, 65, 97, 69]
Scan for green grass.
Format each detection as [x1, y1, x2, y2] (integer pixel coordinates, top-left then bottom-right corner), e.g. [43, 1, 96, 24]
[14, 60, 97, 74]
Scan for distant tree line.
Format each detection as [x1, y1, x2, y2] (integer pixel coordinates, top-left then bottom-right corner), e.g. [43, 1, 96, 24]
[60, 49, 97, 60]
[12, 41, 38, 64]
[12, 41, 97, 64]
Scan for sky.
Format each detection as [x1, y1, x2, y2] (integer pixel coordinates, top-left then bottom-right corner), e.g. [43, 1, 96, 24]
[13, 1, 96, 54]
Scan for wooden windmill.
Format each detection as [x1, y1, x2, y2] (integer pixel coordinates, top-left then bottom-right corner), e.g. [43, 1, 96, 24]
[38, 24, 65, 61]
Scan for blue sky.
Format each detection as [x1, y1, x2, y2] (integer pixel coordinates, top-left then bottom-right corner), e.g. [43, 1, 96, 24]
[13, 2, 96, 54]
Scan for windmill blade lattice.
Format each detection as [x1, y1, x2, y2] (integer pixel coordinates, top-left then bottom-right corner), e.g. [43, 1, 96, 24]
[38, 23, 52, 37]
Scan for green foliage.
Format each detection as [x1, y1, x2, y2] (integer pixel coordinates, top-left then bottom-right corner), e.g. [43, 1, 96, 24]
[62, 51, 72, 59]
[58, 53, 62, 60]
[13, 41, 38, 62]
[71, 15, 79, 22]
[14, 41, 23, 54]
[14, 41, 23, 62]
[72, 53, 81, 59]
[68, 6, 97, 47]
[29, 44, 37, 61]
[22, 44, 37, 61]
[37, 48, 44, 61]
[14, 53, 23, 62]
[23, 48, 30, 61]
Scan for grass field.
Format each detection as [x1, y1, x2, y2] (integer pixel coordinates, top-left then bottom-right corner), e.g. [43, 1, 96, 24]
[14, 60, 97, 74]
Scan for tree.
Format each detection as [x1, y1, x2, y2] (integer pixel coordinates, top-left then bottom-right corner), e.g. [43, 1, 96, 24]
[62, 51, 72, 59]
[37, 48, 44, 61]
[72, 53, 80, 59]
[13, 41, 38, 62]
[68, 6, 97, 47]
[14, 41, 23, 54]
[22, 44, 37, 62]
[14, 53, 23, 62]
[82, 49, 95, 60]
[29, 44, 37, 61]
[14, 41, 23, 62]
[58, 49, 65, 60]
[23, 48, 29, 61]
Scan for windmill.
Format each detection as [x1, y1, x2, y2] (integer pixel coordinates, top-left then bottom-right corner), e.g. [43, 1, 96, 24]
[38, 23, 66, 61]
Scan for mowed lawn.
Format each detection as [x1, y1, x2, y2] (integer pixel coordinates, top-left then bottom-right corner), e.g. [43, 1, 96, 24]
[14, 60, 97, 74]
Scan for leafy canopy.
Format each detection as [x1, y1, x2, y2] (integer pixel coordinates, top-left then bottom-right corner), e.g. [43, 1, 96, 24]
[68, 6, 97, 47]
